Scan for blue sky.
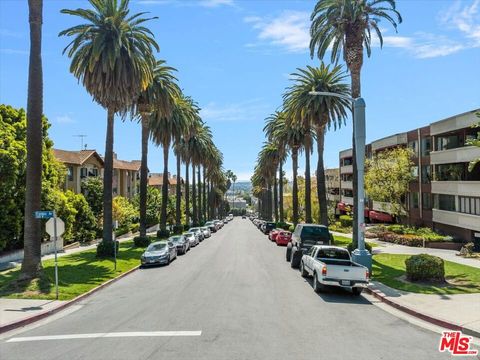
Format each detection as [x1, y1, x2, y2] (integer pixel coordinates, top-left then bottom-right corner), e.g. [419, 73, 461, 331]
[1, 0, 479, 181]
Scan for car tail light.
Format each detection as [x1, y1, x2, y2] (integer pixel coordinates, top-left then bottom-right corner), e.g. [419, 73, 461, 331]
[321, 266, 327, 276]
[366, 270, 370, 279]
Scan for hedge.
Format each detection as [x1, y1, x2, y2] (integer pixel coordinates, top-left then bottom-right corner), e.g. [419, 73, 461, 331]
[405, 254, 445, 282]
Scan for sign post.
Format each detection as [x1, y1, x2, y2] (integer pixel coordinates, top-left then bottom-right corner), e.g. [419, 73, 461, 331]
[113, 220, 118, 271]
[45, 213, 65, 300]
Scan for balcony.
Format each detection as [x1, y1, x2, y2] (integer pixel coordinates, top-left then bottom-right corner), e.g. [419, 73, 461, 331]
[341, 181, 353, 189]
[431, 181, 480, 197]
[430, 146, 480, 165]
[340, 165, 353, 174]
[341, 196, 353, 205]
[433, 209, 480, 232]
[371, 133, 407, 152]
[340, 148, 352, 158]
[327, 194, 340, 202]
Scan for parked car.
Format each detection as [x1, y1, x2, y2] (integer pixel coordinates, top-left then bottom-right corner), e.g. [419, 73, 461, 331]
[299, 245, 369, 296]
[268, 228, 282, 242]
[214, 220, 223, 229]
[275, 231, 291, 246]
[223, 218, 228, 224]
[204, 221, 217, 233]
[201, 226, 211, 238]
[189, 227, 205, 242]
[286, 224, 334, 268]
[169, 235, 189, 255]
[140, 240, 177, 267]
[242, 215, 246, 219]
[262, 222, 276, 235]
[183, 232, 198, 247]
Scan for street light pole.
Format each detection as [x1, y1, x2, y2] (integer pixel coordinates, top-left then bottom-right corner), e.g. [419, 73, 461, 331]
[309, 91, 372, 271]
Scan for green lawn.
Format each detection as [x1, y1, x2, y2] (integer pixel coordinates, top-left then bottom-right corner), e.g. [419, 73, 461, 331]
[333, 235, 378, 248]
[372, 253, 480, 295]
[0, 240, 144, 300]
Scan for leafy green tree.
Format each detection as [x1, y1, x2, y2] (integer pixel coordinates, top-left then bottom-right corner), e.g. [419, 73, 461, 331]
[0, 105, 63, 252]
[81, 177, 103, 219]
[467, 112, 480, 171]
[132, 187, 162, 227]
[60, 0, 158, 250]
[22, 0, 44, 279]
[364, 147, 414, 217]
[68, 192, 97, 242]
[112, 196, 138, 229]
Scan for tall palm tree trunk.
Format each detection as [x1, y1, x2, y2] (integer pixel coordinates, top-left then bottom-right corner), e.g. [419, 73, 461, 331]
[102, 108, 115, 244]
[316, 126, 328, 226]
[305, 145, 312, 223]
[185, 161, 190, 225]
[279, 162, 284, 223]
[273, 172, 278, 222]
[160, 144, 169, 230]
[21, 0, 43, 278]
[192, 163, 197, 225]
[197, 166, 202, 224]
[292, 148, 299, 226]
[175, 153, 181, 226]
[202, 167, 207, 221]
[268, 183, 273, 220]
[139, 116, 149, 237]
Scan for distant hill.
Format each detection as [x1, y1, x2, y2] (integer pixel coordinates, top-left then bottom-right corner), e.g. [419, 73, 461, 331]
[228, 181, 252, 193]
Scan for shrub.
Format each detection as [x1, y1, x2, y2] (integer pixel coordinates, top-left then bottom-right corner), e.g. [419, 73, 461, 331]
[131, 187, 161, 227]
[347, 242, 373, 254]
[68, 191, 98, 243]
[172, 225, 184, 234]
[129, 223, 140, 233]
[405, 254, 445, 282]
[81, 177, 103, 218]
[114, 226, 130, 237]
[96, 240, 119, 258]
[157, 229, 170, 239]
[133, 236, 151, 248]
[276, 222, 290, 230]
[112, 196, 138, 229]
[339, 215, 353, 227]
[288, 225, 295, 232]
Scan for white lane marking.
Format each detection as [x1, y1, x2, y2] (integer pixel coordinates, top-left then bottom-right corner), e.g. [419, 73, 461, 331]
[6, 331, 202, 342]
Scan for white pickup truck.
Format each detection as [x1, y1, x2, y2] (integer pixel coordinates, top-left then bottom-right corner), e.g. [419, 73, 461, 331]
[299, 245, 369, 296]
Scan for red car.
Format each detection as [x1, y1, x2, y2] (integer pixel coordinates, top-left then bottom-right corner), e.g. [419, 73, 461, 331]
[268, 229, 282, 242]
[275, 231, 292, 246]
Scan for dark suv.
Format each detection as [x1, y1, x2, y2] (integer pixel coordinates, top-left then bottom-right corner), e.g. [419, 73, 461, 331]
[262, 222, 276, 235]
[286, 224, 334, 268]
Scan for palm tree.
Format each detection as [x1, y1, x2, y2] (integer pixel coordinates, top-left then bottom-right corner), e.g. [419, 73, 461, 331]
[134, 60, 178, 238]
[256, 143, 280, 220]
[309, 0, 401, 239]
[150, 95, 191, 231]
[283, 64, 350, 226]
[21, 0, 43, 279]
[60, 0, 158, 248]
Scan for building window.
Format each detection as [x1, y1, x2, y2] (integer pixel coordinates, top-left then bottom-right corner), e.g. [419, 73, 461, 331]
[410, 192, 419, 209]
[342, 189, 353, 197]
[421, 137, 431, 156]
[434, 194, 456, 212]
[422, 193, 431, 209]
[435, 134, 463, 151]
[421, 165, 431, 184]
[67, 166, 74, 181]
[434, 163, 465, 181]
[411, 166, 419, 179]
[459, 196, 480, 215]
[408, 140, 418, 154]
[341, 174, 353, 181]
[342, 157, 353, 166]
[80, 167, 88, 178]
[89, 168, 98, 177]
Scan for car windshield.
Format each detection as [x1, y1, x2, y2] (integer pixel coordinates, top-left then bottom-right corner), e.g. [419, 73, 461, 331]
[316, 248, 350, 261]
[169, 236, 182, 243]
[146, 243, 166, 252]
[301, 226, 329, 242]
[190, 228, 199, 232]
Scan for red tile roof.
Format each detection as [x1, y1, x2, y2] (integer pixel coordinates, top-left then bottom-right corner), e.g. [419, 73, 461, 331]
[53, 149, 104, 166]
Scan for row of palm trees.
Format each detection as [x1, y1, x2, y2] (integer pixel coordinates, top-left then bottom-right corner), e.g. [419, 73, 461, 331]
[252, 0, 402, 231]
[21, 0, 229, 278]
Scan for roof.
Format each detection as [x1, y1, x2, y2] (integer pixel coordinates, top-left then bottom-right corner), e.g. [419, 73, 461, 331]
[53, 149, 104, 166]
[113, 159, 141, 171]
[148, 174, 167, 186]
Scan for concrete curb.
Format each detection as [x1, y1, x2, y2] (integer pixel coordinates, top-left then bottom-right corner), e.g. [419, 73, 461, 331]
[0, 265, 140, 335]
[365, 286, 480, 338]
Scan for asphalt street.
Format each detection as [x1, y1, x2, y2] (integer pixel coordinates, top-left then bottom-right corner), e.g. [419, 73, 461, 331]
[1, 218, 455, 360]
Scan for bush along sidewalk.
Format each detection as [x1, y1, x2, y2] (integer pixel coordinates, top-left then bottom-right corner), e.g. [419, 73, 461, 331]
[0, 240, 143, 300]
[365, 224, 455, 247]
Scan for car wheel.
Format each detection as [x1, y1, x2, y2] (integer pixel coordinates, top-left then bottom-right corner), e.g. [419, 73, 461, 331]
[286, 245, 292, 262]
[300, 262, 308, 278]
[352, 288, 363, 296]
[313, 273, 324, 293]
[290, 250, 300, 269]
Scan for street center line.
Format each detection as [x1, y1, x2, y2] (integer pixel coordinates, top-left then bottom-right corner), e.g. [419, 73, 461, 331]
[6, 331, 202, 342]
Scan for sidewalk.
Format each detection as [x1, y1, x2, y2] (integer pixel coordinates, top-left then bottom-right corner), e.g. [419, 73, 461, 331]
[0, 299, 67, 328]
[368, 281, 480, 338]
[331, 231, 480, 269]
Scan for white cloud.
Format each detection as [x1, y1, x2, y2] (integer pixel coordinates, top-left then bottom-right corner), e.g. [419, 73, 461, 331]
[200, 0, 234, 7]
[136, 0, 234, 7]
[56, 115, 76, 124]
[440, 0, 480, 46]
[244, 11, 310, 53]
[200, 99, 270, 122]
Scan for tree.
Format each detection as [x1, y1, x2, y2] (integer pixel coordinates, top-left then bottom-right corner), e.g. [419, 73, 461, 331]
[21, 0, 44, 279]
[81, 177, 103, 219]
[134, 60, 178, 238]
[60, 0, 158, 254]
[283, 64, 350, 225]
[364, 147, 414, 218]
[132, 186, 162, 227]
[467, 112, 480, 171]
[310, 0, 402, 241]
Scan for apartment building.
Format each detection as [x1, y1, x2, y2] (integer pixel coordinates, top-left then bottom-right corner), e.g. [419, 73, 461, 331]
[337, 109, 480, 243]
[112, 155, 142, 199]
[148, 173, 184, 195]
[325, 168, 340, 205]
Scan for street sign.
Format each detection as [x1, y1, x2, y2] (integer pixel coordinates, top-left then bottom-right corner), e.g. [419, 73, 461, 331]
[34, 210, 54, 219]
[46, 217, 65, 237]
